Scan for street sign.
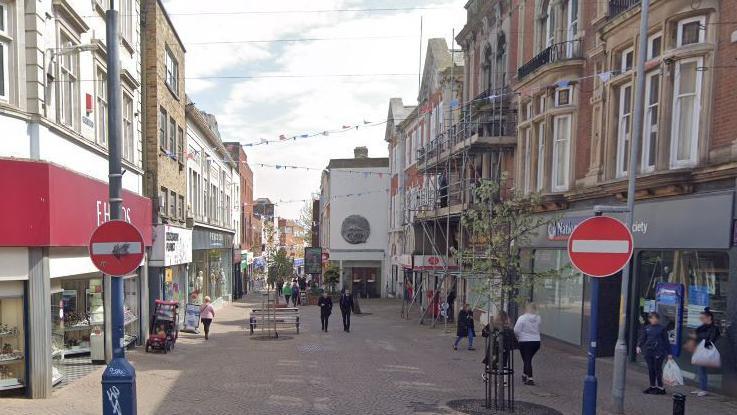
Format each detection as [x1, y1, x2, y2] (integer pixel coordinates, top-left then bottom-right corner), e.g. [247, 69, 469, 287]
[89, 220, 144, 276]
[567, 216, 633, 278]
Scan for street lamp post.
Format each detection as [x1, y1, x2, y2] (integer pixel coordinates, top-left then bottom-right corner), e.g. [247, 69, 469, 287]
[101, 2, 137, 414]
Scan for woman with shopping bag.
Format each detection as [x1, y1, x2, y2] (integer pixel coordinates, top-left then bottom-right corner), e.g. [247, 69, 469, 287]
[689, 307, 721, 397]
[636, 312, 672, 394]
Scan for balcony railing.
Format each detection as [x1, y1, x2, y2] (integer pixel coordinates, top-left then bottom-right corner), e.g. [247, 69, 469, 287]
[609, 0, 640, 20]
[517, 39, 583, 80]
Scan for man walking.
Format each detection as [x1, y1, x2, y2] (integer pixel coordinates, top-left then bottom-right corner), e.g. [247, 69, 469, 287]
[454, 303, 475, 351]
[340, 289, 354, 332]
[318, 291, 333, 332]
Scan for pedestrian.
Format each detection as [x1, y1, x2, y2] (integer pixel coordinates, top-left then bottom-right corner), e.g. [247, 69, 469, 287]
[318, 291, 333, 332]
[283, 281, 292, 306]
[200, 296, 215, 340]
[299, 276, 307, 292]
[292, 281, 300, 306]
[636, 312, 672, 395]
[447, 289, 456, 322]
[454, 303, 475, 351]
[340, 289, 354, 332]
[689, 307, 721, 396]
[276, 278, 284, 300]
[514, 303, 541, 385]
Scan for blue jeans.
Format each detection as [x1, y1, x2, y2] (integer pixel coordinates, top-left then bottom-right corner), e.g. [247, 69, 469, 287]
[454, 328, 475, 349]
[697, 366, 708, 391]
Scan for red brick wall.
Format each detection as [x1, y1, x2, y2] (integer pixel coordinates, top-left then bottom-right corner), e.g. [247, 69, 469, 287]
[709, 5, 737, 151]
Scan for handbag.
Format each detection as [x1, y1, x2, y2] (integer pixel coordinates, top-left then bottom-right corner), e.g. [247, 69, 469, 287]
[691, 340, 721, 368]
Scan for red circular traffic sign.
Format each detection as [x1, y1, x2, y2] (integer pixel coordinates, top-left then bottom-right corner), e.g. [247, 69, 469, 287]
[89, 220, 144, 276]
[567, 216, 633, 278]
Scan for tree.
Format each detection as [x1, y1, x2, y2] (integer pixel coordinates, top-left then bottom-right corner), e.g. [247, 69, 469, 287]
[296, 198, 315, 242]
[462, 177, 563, 315]
[268, 248, 293, 286]
[323, 264, 340, 293]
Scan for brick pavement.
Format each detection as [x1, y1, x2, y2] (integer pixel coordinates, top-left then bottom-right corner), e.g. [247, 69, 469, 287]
[2, 295, 736, 415]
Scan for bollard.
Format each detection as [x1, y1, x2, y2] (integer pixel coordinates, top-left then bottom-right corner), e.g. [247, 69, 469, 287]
[672, 393, 686, 415]
[102, 358, 137, 415]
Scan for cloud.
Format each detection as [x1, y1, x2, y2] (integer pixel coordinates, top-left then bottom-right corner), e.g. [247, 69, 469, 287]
[164, 0, 467, 218]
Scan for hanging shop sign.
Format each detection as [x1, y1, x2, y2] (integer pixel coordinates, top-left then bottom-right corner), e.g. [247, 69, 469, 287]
[150, 225, 192, 267]
[413, 255, 459, 271]
[0, 159, 153, 247]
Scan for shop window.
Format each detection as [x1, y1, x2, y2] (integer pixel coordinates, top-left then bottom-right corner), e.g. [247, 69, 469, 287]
[670, 57, 702, 168]
[532, 249, 584, 345]
[123, 276, 139, 347]
[56, 278, 104, 359]
[642, 71, 660, 172]
[616, 83, 633, 177]
[677, 16, 705, 47]
[552, 115, 571, 192]
[636, 250, 730, 390]
[0, 295, 25, 390]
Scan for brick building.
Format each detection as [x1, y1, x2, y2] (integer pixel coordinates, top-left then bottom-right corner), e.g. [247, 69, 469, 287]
[141, 0, 191, 316]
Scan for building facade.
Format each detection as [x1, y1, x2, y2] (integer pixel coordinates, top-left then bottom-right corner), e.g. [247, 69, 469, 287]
[0, 0, 148, 398]
[185, 102, 239, 307]
[320, 147, 390, 298]
[224, 142, 254, 298]
[142, 0, 191, 320]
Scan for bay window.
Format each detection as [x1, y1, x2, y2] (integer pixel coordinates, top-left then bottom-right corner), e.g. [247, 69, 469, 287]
[671, 58, 702, 168]
[552, 115, 571, 192]
[0, 1, 10, 102]
[642, 72, 660, 172]
[95, 67, 107, 145]
[542, 1, 555, 49]
[537, 123, 545, 192]
[648, 32, 662, 60]
[616, 83, 633, 177]
[565, 0, 578, 57]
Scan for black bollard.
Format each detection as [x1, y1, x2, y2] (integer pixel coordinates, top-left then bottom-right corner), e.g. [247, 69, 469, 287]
[672, 393, 686, 415]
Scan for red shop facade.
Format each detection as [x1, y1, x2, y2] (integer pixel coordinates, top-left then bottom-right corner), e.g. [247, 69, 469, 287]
[0, 159, 152, 398]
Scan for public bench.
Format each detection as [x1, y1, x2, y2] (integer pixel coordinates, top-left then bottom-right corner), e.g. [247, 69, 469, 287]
[249, 307, 300, 335]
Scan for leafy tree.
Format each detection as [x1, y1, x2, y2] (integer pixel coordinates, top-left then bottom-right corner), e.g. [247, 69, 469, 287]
[462, 177, 563, 315]
[268, 248, 293, 286]
[323, 264, 340, 293]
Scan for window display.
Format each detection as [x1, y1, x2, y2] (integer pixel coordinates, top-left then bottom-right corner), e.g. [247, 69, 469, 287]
[123, 276, 139, 347]
[190, 249, 233, 304]
[50, 292, 64, 386]
[60, 278, 104, 356]
[532, 249, 584, 345]
[0, 297, 25, 391]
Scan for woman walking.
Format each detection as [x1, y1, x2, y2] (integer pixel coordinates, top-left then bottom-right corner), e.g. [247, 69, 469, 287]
[318, 291, 333, 332]
[200, 296, 215, 340]
[283, 282, 292, 306]
[691, 307, 721, 396]
[514, 303, 541, 385]
[636, 312, 672, 394]
[453, 304, 475, 351]
[292, 281, 300, 306]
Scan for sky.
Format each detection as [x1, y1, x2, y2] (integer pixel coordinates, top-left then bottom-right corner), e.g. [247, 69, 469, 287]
[163, 0, 468, 218]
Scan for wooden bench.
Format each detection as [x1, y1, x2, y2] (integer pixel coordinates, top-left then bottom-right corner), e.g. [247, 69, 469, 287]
[249, 307, 300, 335]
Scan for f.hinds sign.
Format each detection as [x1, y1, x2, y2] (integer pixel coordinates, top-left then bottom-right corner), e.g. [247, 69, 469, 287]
[0, 159, 152, 247]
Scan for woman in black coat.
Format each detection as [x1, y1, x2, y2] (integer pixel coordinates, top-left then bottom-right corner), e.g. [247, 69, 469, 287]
[318, 292, 333, 332]
[691, 307, 721, 395]
[636, 312, 672, 394]
[453, 303, 475, 351]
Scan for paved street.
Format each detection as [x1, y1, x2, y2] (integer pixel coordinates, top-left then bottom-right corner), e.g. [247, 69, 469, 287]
[3, 295, 736, 415]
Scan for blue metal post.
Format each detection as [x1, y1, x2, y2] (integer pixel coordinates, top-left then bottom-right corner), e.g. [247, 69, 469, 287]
[102, 3, 136, 414]
[582, 276, 600, 415]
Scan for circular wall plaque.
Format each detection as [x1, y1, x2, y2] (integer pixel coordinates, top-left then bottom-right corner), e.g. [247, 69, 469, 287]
[341, 215, 370, 244]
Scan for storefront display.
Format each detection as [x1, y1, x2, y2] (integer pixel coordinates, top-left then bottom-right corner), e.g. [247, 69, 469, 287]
[191, 228, 234, 305]
[0, 297, 25, 391]
[58, 278, 104, 357]
[123, 276, 140, 347]
[150, 225, 192, 324]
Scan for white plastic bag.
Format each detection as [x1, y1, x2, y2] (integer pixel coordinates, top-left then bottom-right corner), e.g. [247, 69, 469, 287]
[691, 340, 721, 368]
[663, 359, 684, 386]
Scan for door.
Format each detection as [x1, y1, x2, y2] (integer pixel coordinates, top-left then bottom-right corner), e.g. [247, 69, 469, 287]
[351, 268, 379, 298]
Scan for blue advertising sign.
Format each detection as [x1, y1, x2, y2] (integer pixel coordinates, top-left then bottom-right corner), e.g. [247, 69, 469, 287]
[182, 303, 201, 333]
[655, 283, 684, 357]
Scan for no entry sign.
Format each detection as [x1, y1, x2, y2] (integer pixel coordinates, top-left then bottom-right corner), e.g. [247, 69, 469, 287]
[89, 220, 144, 276]
[567, 216, 633, 278]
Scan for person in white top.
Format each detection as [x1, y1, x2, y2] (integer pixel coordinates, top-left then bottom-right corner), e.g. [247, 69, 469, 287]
[514, 303, 542, 385]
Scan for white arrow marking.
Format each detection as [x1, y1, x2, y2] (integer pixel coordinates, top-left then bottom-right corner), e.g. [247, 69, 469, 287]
[571, 240, 629, 254]
[92, 242, 142, 255]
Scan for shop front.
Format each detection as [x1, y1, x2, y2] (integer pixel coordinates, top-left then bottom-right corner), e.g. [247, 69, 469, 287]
[190, 228, 234, 306]
[150, 225, 192, 327]
[522, 190, 736, 396]
[0, 159, 152, 398]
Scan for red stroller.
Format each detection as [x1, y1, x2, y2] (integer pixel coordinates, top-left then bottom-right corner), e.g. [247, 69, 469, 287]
[145, 300, 180, 353]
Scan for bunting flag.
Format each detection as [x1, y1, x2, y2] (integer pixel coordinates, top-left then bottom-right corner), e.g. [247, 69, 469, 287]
[279, 134, 288, 141]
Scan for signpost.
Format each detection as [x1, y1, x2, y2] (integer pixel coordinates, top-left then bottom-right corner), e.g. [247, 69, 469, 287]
[89, 221, 145, 276]
[568, 215, 633, 415]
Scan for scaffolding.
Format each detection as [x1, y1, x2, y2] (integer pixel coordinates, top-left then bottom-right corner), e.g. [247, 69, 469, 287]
[400, 61, 518, 330]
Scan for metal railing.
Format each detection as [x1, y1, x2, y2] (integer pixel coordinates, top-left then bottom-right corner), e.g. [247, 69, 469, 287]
[608, 0, 640, 20]
[517, 39, 583, 80]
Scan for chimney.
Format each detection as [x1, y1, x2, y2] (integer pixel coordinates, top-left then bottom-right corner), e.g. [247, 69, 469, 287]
[354, 146, 368, 159]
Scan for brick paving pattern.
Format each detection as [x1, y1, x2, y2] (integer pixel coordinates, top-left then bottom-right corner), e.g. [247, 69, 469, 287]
[2, 295, 736, 415]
